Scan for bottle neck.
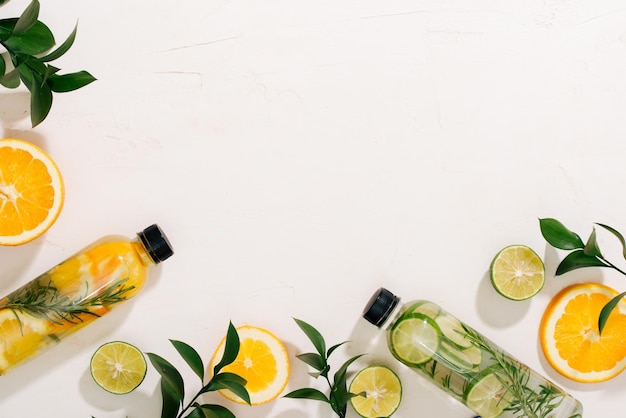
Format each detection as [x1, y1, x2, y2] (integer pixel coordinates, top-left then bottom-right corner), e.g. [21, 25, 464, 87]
[132, 237, 158, 266]
[380, 299, 404, 330]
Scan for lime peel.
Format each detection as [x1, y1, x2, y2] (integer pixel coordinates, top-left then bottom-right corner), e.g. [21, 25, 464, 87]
[349, 365, 402, 418]
[90, 341, 147, 395]
[490, 244, 545, 301]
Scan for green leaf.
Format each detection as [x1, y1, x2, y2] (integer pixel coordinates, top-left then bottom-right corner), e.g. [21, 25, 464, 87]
[296, 352, 327, 372]
[555, 250, 607, 275]
[29, 74, 52, 127]
[18, 63, 34, 90]
[0, 68, 19, 89]
[326, 341, 347, 358]
[583, 228, 603, 258]
[212, 321, 240, 375]
[596, 223, 626, 259]
[47, 70, 95, 92]
[293, 318, 326, 357]
[208, 372, 250, 405]
[284, 387, 330, 403]
[0, 53, 5, 76]
[4, 21, 54, 55]
[159, 378, 182, 418]
[40, 22, 76, 62]
[186, 408, 207, 418]
[598, 292, 626, 335]
[202, 371, 247, 392]
[146, 352, 184, 416]
[170, 339, 204, 381]
[0, 19, 18, 41]
[41, 64, 59, 85]
[333, 354, 364, 387]
[308, 365, 330, 379]
[13, 0, 39, 35]
[539, 218, 585, 250]
[195, 404, 236, 418]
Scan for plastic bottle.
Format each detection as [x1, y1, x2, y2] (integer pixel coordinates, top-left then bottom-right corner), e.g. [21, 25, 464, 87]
[0, 224, 173, 375]
[362, 287, 583, 418]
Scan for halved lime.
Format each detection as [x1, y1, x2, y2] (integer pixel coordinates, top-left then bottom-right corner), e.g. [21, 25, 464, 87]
[390, 314, 441, 366]
[490, 245, 545, 301]
[90, 341, 147, 394]
[464, 368, 513, 418]
[349, 365, 402, 418]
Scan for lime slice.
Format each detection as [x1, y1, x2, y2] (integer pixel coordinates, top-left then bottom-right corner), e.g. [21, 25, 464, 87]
[490, 245, 545, 301]
[390, 314, 440, 366]
[465, 368, 513, 418]
[90, 341, 147, 394]
[435, 314, 472, 349]
[403, 300, 441, 319]
[349, 365, 402, 418]
[439, 340, 480, 372]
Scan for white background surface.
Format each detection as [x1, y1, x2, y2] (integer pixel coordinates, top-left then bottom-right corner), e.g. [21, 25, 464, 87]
[1, 0, 626, 416]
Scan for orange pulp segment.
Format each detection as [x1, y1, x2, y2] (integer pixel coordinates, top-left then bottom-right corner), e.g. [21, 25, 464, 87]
[0, 308, 54, 374]
[539, 282, 626, 382]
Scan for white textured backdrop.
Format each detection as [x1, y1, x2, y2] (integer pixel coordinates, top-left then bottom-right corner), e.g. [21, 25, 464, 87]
[2, 0, 626, 416]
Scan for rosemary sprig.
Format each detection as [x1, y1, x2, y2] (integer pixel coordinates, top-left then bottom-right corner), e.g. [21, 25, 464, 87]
[539, 218, 626, 334]
[0, 277, 134, 327]
[462, 325, 576, 418]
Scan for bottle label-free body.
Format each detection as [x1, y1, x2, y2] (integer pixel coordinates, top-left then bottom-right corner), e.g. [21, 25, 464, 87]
[0, 241, 146, 374]
[388, 301, 583, 418]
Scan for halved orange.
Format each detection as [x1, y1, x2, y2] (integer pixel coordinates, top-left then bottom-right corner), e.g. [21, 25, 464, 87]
[539, 283, 626, 382]
[209, 325, 290, 405]
[0, 138, 64, 246]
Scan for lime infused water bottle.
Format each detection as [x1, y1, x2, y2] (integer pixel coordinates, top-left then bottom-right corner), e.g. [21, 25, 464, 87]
[0, 224, 173, 375]
[362, 288, 583, 418]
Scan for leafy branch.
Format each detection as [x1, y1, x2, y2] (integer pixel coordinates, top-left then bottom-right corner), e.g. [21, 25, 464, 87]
[146, 322, 250, 418]
[284, 318, 364, 418]
[0, 0, 95, 126]
[539, 218, 626, 335]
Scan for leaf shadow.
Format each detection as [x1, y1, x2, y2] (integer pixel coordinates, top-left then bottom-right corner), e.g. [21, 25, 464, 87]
[0, 90, 29, 127]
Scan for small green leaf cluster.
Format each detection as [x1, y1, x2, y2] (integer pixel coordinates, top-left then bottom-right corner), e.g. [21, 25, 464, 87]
[284, 318, 364, 418]
[539, 218, 626, 334]
[146, 322, 250, 418]
[0, 0, 95, 127]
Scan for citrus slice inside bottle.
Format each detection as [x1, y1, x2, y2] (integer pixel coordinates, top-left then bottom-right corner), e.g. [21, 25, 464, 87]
[389, 314, 440, 366]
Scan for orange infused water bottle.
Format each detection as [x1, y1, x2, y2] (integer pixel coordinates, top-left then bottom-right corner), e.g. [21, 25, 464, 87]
[362, 288, 583, 418]
[0, 224, 173, 374]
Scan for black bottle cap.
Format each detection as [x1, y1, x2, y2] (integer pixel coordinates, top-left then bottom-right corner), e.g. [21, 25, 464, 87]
[362, 287, 399, 327]
[138, 224, 174, 263]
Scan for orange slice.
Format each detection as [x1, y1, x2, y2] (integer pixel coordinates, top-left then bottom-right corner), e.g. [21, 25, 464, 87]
[209, 325, 290, 405]
[0, 138, 64, 246]
[539, 283, 626, 382]
[0, 308, 54, 374]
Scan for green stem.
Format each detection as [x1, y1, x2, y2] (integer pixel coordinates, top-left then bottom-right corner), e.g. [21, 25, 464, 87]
[176, 390, 202, 418]
[602, 257, 626, 277]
